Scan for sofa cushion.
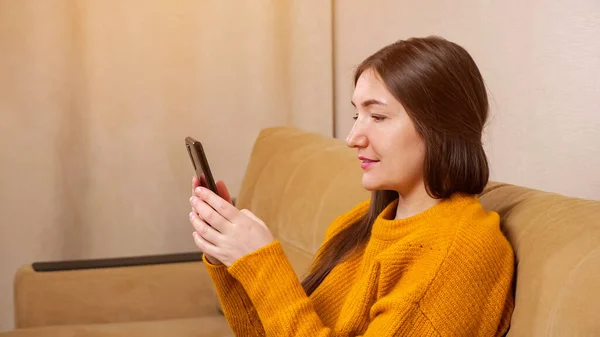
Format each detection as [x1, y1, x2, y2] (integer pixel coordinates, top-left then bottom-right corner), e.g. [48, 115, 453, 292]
[0, 316, 232, 337]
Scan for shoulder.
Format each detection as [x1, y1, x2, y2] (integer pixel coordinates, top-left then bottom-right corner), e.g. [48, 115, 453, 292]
[453, 196, 510, 257]
[427, 195, 511, 266]
[406, 198, 516, 335]
[423, 195, 514, 293]
[428, 193, 505, 251]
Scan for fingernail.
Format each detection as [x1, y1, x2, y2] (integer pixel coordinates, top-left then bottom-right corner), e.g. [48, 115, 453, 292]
[189, 212, 194, 219]
[195, 187, 202, 194]
[190, 197, 197, 204]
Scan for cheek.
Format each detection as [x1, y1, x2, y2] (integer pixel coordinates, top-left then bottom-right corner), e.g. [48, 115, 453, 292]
[387, 129, 426, 176]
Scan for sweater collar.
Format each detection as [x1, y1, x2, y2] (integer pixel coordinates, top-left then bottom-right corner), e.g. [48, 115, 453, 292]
[370, 193, 477, 240]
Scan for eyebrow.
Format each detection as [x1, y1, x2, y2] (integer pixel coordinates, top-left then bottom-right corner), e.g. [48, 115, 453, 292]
[350, 99, 387, 108]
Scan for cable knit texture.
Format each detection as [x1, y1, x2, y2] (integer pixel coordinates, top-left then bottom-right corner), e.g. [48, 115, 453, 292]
[203, 193, 515, 336]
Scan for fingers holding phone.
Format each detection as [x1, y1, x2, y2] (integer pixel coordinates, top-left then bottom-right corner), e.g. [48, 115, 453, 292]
[190, 175, 221, 265]
[193, 174, 232, 205]
[190, 174, 233, 266]
[186, 137, 233, 265]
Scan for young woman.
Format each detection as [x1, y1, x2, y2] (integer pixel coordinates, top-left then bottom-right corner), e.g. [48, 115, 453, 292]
[189, 36, 515, 336]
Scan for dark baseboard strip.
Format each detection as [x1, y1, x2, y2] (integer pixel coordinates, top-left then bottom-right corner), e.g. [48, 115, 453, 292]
[31, 252, 203, 272]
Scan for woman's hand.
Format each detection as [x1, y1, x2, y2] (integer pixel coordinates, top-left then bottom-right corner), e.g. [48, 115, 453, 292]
[189, 185, 275, 267]
[190, 175, 232, 265]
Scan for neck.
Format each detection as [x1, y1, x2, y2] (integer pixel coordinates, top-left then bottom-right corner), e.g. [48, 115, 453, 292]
[394, 183, 441, 220]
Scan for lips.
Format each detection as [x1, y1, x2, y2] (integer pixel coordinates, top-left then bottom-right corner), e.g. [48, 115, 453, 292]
[358, 156, 379, 169]
[358, 156, 378, 162]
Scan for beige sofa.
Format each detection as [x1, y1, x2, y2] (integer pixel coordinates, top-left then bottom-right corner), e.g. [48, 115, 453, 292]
[2, 127, 599, 336]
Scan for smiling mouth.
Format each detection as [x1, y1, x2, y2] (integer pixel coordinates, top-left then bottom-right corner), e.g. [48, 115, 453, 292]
[360, 160, 379, 169]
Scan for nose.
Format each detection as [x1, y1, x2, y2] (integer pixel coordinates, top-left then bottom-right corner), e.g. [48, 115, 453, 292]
[346, 122, 368, 148]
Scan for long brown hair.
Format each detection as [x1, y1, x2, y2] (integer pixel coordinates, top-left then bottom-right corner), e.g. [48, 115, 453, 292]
[301, 36, 491, 296]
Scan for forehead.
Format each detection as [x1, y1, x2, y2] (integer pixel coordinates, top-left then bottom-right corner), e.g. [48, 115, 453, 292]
[352, 69, 394, 104]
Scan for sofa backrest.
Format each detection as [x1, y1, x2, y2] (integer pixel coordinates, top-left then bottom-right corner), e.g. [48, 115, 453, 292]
[237, 127, 369, 277]
[236, 126, 600, 336]
[479, 182, 600, 336]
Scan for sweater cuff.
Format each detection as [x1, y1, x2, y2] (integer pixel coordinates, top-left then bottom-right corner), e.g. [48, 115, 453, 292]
[203, 253, 236, 288]
[228, 240, 309, 315]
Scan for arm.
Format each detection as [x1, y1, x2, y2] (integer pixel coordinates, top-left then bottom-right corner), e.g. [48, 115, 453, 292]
[198, 200, 371, 337]
[203, 254, 265, 337]
[226, 223, 514, 337]
[227, 240, 440, 336]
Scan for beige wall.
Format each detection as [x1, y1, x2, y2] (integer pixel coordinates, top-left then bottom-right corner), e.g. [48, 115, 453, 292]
[0, 0, 332, 331]
[334, 0, 600, 200]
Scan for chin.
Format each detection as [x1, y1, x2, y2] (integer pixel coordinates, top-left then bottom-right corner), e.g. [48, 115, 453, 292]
[361, 175, 385, 191]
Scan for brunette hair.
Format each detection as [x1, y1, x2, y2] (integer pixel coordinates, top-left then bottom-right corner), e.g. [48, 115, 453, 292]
[301, 36, 490, 295]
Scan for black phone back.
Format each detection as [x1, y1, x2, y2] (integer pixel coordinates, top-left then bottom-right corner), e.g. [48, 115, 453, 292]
[185, 137, 218, 194]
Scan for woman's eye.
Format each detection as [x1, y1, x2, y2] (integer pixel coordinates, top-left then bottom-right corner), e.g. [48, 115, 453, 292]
[372, 115, 386, 122]
[352, 114, 358, 121]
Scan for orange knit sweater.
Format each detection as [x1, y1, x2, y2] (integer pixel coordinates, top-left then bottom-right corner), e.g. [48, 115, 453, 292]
[204, 193, 515, 336]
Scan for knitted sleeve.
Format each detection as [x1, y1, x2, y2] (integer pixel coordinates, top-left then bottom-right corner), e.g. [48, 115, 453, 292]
[203, 254, 265, 337]
[201, 200, 369, 337]
[227, 240, 441, 336]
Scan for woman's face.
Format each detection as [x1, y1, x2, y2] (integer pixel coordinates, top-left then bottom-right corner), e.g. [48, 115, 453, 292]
[346, 68, 426, 195]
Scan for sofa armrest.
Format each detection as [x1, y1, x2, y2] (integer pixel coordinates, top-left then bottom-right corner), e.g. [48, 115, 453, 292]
[14, 252, 220, 328]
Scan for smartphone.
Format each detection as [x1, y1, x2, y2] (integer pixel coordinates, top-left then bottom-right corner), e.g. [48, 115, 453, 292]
[185, 136, 218, 194]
